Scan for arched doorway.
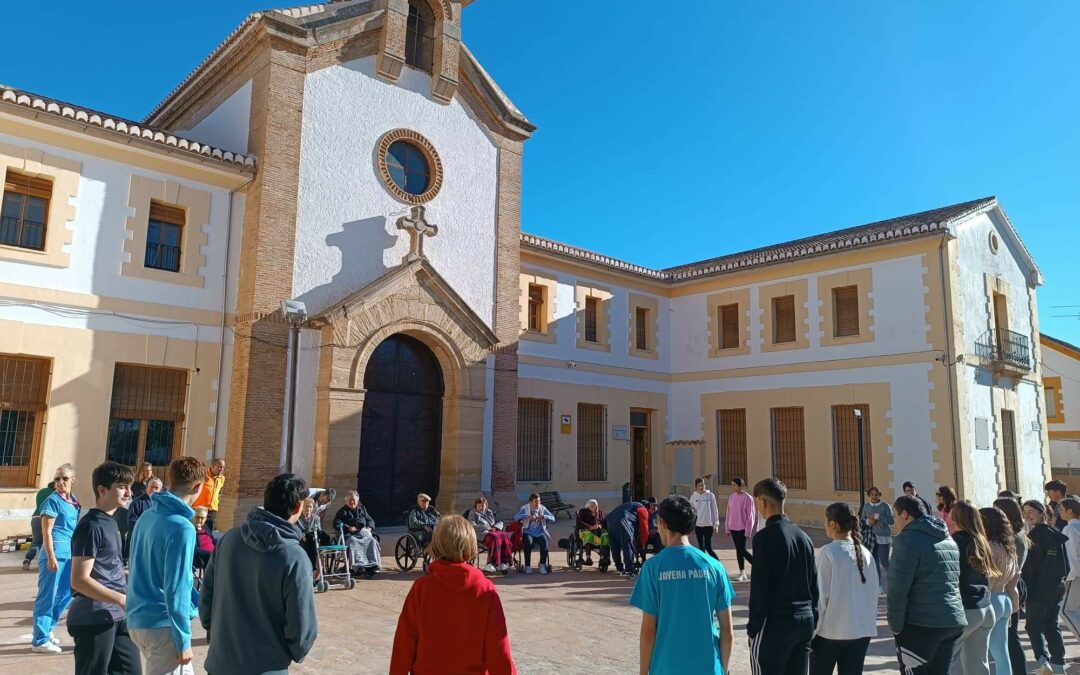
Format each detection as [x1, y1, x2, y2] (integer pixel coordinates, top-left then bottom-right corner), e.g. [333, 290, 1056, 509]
[358, 333, 444, 525]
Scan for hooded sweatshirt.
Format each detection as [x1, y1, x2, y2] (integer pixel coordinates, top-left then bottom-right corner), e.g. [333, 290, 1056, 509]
[199, 508, 317, 675]
[390, 560, 515, 675]
[886, 515, 965, 632]
[127, 490, 196, 652]
[1023, 523, 1070, 602]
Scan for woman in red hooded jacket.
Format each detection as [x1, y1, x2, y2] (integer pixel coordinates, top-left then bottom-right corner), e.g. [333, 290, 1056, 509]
[390, 515, 516, 675]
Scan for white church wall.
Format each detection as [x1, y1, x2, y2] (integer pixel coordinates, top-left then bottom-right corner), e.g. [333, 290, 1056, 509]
[288, 328, 322, 483]
[1017, 379, 1047, 499]
[293, 56, 499, 325]
[183, 80, 252, 156]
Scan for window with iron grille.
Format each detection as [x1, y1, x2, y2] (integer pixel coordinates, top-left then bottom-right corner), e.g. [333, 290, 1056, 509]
[770, 407, 806, 489]
[1, 171, 51, 251]
[635, 307, 649, 351]
[719, 303, 740, 350]
[584, 297, 599, 343]
[527, 285, 545, 333]
[106, 365, 187, 469]
[577, 403, 607, 481]
[833, 286, 860, 337]
[716, 409, 747, 485]
[517, 398, 551, 482]
[145, 202, 184, 273]
[832, 404, 872, 491]
[1001, 409, 1019, 493]
[405, 0, 435, 73]
[0, 355, 49, 487]
[773, 295, 797, 344]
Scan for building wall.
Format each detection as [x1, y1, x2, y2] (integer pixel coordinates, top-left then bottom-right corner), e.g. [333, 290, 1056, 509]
[1043, 336, 1080, 491]
[292, 56, 499, 323]
[184, 80, 252, 157]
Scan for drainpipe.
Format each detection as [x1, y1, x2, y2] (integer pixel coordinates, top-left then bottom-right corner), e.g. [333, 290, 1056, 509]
[212, 174, 256, 460]
[938, 232, 964, 495]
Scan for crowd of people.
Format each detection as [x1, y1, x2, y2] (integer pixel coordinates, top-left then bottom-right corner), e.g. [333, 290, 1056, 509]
[18, 460, 1080, 675]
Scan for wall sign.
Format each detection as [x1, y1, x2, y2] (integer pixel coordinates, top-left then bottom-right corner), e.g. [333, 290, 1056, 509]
[560, 415, 572, 435]
[612, 425, 630, 441]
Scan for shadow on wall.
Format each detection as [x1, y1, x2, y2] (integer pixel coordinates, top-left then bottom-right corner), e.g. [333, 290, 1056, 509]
[296, 215, 398, 315]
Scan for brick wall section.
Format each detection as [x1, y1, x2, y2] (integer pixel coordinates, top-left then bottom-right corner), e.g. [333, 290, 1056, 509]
[218, 36, 307, 527]
[491, 139, 524, 492]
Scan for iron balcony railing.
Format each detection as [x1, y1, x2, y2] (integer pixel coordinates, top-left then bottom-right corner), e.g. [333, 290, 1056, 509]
[144, 243, 181, 272]
[975, 328, 1031, 371]
[0, 216, 45, 250]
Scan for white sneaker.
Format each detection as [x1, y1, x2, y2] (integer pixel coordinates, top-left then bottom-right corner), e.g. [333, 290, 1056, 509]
[737, 573, 747, 582]
[1031, 660, 1053, 675]
[32, 642, 62, 654]
[497, 563, 510, 572]
[524, 566, 533, 574]
[49, 632, 59, 645]
[539, 564, 550, 575]
[484, 564, 497, 573]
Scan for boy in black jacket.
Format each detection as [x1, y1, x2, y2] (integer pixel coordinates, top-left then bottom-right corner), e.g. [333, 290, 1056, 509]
[747, 477, 818, 675]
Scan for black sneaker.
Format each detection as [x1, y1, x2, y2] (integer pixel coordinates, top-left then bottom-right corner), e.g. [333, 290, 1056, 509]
[583, 557, 594, 566]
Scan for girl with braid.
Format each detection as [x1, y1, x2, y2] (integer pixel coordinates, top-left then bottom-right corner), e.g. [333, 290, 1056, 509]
[809, 502, 879, 675]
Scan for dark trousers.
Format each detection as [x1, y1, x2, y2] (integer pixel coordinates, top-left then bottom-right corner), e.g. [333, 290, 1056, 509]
[300, 533, 319, 575]
[749, 614, 815, 675]
[731, 529, 753, 570]
[1007, 611, 1026, 674]
[523, 533, 549, 566]
[893, 623, 963, 674]
[205, 510, 217, 534]
[809, 635, 870, 675]
[609, 526, 636, 574]
[1026, 594, 1067, 666]
[24, 515, 42, 562]
[68, 619, 142, 675]
[695, 526, 718, 559]
[872, 542, 890, 574]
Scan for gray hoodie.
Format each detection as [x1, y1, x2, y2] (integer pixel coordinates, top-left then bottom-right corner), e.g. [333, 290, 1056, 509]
[199, 508, 318, 675]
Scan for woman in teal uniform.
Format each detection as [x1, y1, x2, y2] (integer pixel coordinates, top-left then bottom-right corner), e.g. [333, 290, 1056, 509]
[31, 463, 80, 653]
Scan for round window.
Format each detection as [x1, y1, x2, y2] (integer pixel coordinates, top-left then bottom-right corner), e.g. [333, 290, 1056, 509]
[386, 140, 430, 196]
[989, 231, 1000, 254]
[376, 129, 443, 204]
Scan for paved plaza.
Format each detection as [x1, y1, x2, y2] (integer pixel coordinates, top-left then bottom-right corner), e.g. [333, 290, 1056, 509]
[1, 519, 1078, 674]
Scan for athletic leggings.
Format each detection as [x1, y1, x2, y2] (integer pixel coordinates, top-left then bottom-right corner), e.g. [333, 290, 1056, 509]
[730, 529, 753, 570]
[695, 526, 718, 559]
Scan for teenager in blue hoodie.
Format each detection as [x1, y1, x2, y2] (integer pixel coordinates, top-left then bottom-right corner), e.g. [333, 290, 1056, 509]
[127, 456, 205, 675]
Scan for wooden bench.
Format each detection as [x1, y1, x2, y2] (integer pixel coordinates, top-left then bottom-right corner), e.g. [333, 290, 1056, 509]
[539, 491, 576, 520]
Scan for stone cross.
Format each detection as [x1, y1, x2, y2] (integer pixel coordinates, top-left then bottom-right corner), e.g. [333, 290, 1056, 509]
[396, 205, 438, 263]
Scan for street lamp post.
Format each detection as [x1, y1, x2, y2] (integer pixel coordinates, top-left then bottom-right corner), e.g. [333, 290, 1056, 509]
[280, 299, 308, 474]
[854, 407, 866, 514]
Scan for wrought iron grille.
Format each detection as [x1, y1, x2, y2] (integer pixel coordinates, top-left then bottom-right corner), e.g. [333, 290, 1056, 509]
[833, 404, 873, 491]
[975, 328, 1031, 371]
[577, 403, 607, 481]
[106, 365, 187, 471]
[770, 407, 807, 489]
[517, 398, 552, 482]
[0, 356, 50, 487]
[716, 409, 747, 485]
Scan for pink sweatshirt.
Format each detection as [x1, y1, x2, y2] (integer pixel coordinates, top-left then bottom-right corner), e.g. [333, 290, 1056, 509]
[724, 490, 757, 534]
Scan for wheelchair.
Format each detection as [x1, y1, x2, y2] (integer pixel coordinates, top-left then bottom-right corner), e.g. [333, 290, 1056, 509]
[563, 528, 610, 572]
[394, 530, 432, 573]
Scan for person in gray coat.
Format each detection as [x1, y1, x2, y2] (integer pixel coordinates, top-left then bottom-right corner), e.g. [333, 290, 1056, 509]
[199, 474, 317, 675]
[861, 486, 894, 579]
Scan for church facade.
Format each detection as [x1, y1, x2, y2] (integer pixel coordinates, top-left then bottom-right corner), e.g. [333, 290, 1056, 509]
[0, 0, 1055, 534]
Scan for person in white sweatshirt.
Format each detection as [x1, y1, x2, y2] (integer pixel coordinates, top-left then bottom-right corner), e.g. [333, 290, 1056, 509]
[810, 501, 879, 675]
[1060, 497, 1080, 642]
[689, 477, 720, 560]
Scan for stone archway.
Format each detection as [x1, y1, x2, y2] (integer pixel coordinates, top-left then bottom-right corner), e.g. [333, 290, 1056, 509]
[309, 260, 494, 521]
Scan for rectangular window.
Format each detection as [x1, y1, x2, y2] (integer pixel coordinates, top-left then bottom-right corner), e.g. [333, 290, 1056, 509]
[1001, 409, 1019, 493]
[772, 295, 797, 344]
[0, 355, 49, 487]
[527, 284, 545, 333]
[719, 303, 740, 350]
[635, 307, 649, 351]
[716, 409, 747, 485]
[832, 404, 873, 491]
[833, 285, 860, 337]
[145, 202, 185, 273]
[577, 403, 607, 481]
[517, 398, 552, 482]
[106, 365, 187, 469]
[770, 407, 806, 489]
[584, 297, 599, 343]
[1, 171, 51, 251]
[1046, 386, 1059, 420]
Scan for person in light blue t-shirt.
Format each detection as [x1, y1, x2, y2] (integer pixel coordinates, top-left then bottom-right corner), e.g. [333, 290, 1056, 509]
[630, 494, 735, 675]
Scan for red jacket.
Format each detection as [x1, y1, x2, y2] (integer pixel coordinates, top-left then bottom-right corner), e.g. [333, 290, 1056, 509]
[390, 561, 516, 675]
[635, 505, 650, 548]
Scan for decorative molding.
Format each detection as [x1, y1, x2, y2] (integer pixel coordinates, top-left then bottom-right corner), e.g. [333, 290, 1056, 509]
[375, 128, 444, 204]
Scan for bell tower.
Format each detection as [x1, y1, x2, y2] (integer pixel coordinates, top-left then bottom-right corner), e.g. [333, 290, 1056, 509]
[377, 0, 462, 103]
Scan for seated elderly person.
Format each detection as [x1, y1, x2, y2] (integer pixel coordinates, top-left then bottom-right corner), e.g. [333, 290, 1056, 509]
[515, 493, 556, 575]
[575, 499, 610, 567]
[297, 498, 322, 580]
[307, 487, 337, 545]
[192, 506, 215, 569]
[469, 497, 513, 573]
[408, 493, 441, 549]
[333, 490, 382, 576]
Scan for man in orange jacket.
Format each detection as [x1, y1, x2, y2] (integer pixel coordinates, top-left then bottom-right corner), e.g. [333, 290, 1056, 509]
[192, 458, 225, 533]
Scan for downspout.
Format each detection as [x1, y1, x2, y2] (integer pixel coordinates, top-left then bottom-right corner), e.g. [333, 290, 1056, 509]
[213, 174, 256, 460]
[938, 231, 964, 494]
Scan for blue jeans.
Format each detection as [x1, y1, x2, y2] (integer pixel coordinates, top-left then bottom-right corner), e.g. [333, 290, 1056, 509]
[988, 592, 1012, 675]
[33, 556, 72, 646]
[609, 525, 636, 574]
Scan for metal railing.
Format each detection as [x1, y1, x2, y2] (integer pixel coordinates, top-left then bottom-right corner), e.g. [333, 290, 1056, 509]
[975, 328, 1031, 371]
[144, 243, 181, 272]
[0, 216, 45, 250]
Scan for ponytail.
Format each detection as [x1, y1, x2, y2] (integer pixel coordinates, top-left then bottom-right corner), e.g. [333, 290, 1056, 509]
[825, 502, 866, 584]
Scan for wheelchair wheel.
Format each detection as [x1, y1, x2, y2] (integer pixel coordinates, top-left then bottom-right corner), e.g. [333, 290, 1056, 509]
[315, 579, 329, 593]
[422, 554, 430, 575]
[395, 535, 419, 571]
[343, 576, 356, 590]
[566, 534, 581, 570]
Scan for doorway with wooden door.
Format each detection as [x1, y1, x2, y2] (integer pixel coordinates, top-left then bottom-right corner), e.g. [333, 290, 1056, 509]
[630, 409, 652, 500]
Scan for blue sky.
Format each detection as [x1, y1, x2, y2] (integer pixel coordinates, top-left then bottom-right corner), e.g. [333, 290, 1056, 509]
[3, 2, 1077, 341]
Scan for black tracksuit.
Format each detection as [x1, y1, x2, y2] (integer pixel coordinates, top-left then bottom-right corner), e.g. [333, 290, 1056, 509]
[748, 514, 819, 675]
